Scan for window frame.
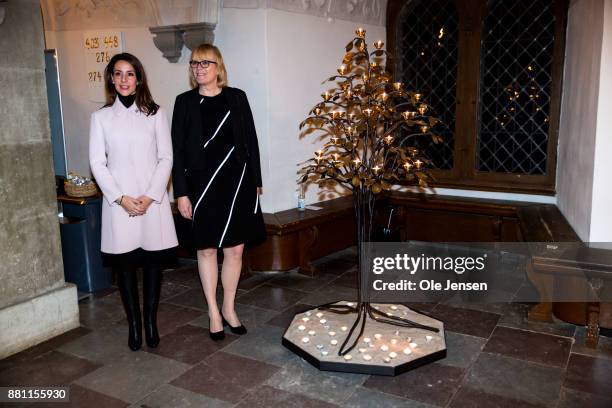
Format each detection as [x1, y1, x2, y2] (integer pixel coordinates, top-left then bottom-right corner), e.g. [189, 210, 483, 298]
[387, 0, 568, 195]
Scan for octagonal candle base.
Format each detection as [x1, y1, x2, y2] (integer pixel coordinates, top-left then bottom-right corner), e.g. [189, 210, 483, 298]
[282, 301, 446, 376]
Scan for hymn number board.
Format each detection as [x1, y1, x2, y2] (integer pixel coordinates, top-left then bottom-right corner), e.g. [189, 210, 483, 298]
[83, 31, 124, 102]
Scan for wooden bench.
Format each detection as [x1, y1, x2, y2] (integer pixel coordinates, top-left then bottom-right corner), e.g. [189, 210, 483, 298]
[246, 196, 356, 276]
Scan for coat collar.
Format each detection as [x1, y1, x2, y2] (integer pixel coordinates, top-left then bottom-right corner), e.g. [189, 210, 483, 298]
[111, 97, 140, 117]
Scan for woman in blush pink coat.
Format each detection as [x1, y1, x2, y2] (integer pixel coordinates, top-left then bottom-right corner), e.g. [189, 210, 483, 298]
[89, 53, 177, 351]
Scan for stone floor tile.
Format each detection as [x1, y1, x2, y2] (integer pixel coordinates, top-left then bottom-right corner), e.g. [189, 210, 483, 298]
[0, 351, 100, 387]
[343, 387, 437, 408]
[221, 324, 299, 367]
[449, 386, 547, 408]
[363, 362, 465, 407]
[235, 385, 339, 408]
[6, 384, 130, 408]
[78, 296, 125, 329]
[162, 288, 208, 311]
[483, 326, 572, 367]
[237, 271, 277, 291]
[268, 269, 338, 292]
[58, 323, 142, 364]
[571, 327, 612, 361]
[264, 303, 316, 328]
[463, 353, 563, 407]
[429, 304, 500, 338]
[556, 387, 612, 408]
[563, 353, 612, 398]
[73, 352, 190, 403]
[237, 284, 309, 311]
[155, 303, 204, 337]
[170, 351, 280, 403]
[438, 331, 485, 369]
[130, 383, 231, 408]
[298, 284, 358, 307]
[497, 303, 576, 338]
[265, 357, 367, 404]
[148, 324, 238, 365]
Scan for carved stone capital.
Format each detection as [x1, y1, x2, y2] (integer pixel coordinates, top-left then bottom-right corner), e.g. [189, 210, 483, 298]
[179, 22, 216, 51]
[149, 25, 184, 63]
[149, 22, 217, 63]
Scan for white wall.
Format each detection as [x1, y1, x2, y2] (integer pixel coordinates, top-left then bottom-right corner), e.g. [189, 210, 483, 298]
[589, 0, 612, 242]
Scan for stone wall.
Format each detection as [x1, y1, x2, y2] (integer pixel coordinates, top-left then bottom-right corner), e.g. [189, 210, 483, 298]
[0, 0, 78, 358]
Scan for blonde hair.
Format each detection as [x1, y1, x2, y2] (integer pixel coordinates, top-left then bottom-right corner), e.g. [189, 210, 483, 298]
[189, 44, 228, 88]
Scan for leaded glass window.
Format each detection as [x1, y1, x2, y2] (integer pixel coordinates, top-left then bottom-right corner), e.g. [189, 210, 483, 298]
[477, 0, 556, 174]
[397, 0, 458, 170]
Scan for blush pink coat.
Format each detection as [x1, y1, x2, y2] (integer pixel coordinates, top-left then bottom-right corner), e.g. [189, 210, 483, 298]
[89, 99, 178, 254]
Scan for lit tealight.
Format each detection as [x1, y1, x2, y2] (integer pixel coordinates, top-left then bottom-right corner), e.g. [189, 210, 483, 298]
[383, 357, 391, 363]
[302, 317, 309, 322]
[380, 345, 389, 352]
[298, 325, 306, 331]
[301, 337, 310, 343]
[321, 350, 329, 356]
[363, 337, 371, 343]
[344, 354, 353, 361]
[331, 339, 338, 345]
[363, 354, 372, 361]
[390, 305, 398, 310]
[373, 40, 384, 49]
[328, 331, 336, 336]
[391, 339, 398, 345]
[426, 335, 433, 342]
[341, 326, 348, 331]
[308, 330, 316, 336]
[403, 348, 412, 355]
[410, 342, 418, 348]
[316, 312, 323, 318]
[358, 348, 367, 353]
[389, 352, 398, 359]
[374, 333, 382, 340]
[320, 319, 327, 324]
[347, 302, 354, 307]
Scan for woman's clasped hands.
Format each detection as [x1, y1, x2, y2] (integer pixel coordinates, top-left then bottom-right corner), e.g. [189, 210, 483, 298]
[120, 195, 154, 217]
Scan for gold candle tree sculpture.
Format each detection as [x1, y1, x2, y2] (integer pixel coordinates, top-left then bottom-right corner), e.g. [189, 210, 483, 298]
[297, 28, 443, 356]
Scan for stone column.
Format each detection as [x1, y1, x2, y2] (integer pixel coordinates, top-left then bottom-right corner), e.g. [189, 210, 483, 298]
[0, 0, 79, 358]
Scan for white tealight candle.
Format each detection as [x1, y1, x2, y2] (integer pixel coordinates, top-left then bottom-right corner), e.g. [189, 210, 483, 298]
[426, 335, 433, 342]
[368, 343, 375, 348]
[298, 325, 306, 331]
[320, 319, 327, 324]
[383, 357, 391, 363]
[330, 339, 338, 345]
[302, 317, 309, 322]
[346, 302, 354, 307]
[323, 325, 330, 329]
[316, 312, 323, 318]
[363, 354, 372, 361]
[328, 331, 336, 336]
[389, 352, 397, 359]
[341, 326, 348, 331]
[308, 330, 316, 336]
[410, 342, 418, 348]
[374, 333, 382, 340]
[390, 305, 398, 310]
[380, 345, 389, 352]
[403, 348, 412, 355]
[321, 350, 328, 356]
[316, 344, 324, 349]
[301, 337, 309, 343]
[344, 354, 352, 361]
[358, 348, 366, 353]
[363, 337, 371, 343]
[391, 339, 398, 345]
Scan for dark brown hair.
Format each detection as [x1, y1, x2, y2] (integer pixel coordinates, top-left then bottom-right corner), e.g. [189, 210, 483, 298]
[103, 53, 159, 116]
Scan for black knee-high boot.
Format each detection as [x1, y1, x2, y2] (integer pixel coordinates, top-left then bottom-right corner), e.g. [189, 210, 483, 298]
[116, 265, 142, 351]
[143, 264, 162, 348]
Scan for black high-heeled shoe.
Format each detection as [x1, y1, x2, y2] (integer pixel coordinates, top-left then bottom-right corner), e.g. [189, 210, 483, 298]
[221, 314, 247, 335]
[209, 329, 225, 341]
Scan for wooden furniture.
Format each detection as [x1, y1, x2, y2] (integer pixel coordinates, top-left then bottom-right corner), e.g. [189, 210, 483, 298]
[247, 197, 356, 276]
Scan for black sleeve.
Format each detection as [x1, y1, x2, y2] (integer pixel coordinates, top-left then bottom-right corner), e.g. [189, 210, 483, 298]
[242, 91, 263, 188]
[171, 94, 189, 198]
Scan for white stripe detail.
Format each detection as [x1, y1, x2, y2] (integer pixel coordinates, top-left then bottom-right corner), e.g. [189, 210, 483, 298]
[219, 163, 247, 247]
[203, 110, 230, 149]
[253, 192, 259, 214]
[192, 146, 235, 220]
[200, 97, 204, 104]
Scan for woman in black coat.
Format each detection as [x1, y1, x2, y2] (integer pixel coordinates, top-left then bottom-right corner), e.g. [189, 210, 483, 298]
[171, 44, 266, 341]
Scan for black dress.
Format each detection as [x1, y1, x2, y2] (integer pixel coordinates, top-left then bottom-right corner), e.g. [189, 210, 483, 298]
[187, 89, 265, 249]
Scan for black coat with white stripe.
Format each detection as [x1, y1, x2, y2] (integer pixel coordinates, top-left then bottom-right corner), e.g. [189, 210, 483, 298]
[171, 87, 263, 198]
